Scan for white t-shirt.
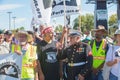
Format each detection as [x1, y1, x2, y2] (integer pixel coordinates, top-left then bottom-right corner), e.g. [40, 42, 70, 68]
[106, 45, 120, 77]
[0, 41, 10, 54]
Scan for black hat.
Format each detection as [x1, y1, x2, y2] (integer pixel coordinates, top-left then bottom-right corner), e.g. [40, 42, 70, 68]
[4, 30, 12, 35]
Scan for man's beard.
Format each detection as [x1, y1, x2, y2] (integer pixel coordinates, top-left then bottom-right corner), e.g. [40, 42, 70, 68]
[95, 35, 103, 39]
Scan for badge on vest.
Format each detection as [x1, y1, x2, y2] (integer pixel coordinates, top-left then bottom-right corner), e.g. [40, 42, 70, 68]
[76, 48, 84, 53]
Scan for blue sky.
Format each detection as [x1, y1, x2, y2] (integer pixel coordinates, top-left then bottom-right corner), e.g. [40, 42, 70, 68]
[0, 0, 117, 30]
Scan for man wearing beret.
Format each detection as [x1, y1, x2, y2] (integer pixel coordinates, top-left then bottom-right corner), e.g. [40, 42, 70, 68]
[58, 30, 93, 80]
[37, 26, 66, 80]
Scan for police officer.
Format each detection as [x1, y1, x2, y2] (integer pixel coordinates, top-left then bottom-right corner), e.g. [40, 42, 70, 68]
[58, 30, 93, 80]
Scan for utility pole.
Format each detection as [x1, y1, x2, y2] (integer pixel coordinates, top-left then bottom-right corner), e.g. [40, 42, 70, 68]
[117, 0, 120, 29]
[7, 12, 12, 30]
[95, 0, 108, 30]
[12, 17, 16, 30]
[86, 0, 116, 30]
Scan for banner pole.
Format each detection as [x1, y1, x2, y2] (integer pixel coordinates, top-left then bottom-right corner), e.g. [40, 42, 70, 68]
[63, 0, 66, 26]
[78, 0, 81, 32]
[63, 0, 68, 47]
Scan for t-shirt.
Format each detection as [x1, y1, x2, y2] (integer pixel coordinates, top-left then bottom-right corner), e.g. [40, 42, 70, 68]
[0, 41, 10, 54]
[106, 45, 120, 77]
[37, 40, 60, 80]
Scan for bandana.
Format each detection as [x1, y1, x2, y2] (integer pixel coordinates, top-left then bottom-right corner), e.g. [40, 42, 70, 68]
[42, 27, 53, 35]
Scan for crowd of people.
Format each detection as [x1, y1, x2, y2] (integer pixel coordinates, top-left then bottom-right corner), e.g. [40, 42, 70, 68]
[0, 24, 120, 80]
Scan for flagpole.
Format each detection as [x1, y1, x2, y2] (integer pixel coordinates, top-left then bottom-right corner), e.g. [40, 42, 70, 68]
[64, 0, 66, 26]
[63, 0, 67, 47]
[78, 0, 81, 32]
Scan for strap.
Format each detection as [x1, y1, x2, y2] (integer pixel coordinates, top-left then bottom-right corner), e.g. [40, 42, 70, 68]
[111, 45, 114, 60]
[68, 62, 87, 67]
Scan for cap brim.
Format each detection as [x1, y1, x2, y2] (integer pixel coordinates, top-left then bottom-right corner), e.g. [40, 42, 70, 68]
[15, 32, 29, 40]
[68, 33, 81, 37]
[92, 29, 108, 34]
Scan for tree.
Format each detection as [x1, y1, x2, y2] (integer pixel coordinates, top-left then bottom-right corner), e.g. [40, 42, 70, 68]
[73, 14, 94, 32]
[109, 14, 117, 28]
[16, 27, 25, 31]
[54, 24, 63, 33]
[108, 14, 118, 35]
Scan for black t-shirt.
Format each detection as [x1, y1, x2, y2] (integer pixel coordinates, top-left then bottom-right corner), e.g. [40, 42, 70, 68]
[37, 40, 60, 80]
[95, 40, 102, 50]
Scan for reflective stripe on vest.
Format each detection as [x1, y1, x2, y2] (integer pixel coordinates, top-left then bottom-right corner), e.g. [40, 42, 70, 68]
[92, 40, 106, 69]
[93, 56, 105, 60]
[21, 45, 37, 78]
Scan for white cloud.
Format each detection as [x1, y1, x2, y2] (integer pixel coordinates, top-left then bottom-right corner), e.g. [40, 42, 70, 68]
[81, 11, 94, 15]
[108, 11, 116, 16]
[15, 18, 26, 24]
[0, 4, 23, 11]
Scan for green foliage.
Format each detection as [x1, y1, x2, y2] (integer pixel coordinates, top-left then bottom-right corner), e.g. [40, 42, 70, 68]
[108, 14, 117, 28]
[54, 24, 63, 33]
[16, 27, 25, 31]
[108, 14, 118, 35]
[73, 14, 94, 32]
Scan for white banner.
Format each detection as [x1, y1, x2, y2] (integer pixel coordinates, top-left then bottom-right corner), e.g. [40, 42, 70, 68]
[118, 20, 120, 30]
[96, 10, 108, 20]
[0, 53, 22, 80]
[31, 0, 53, 25]
[51, 0, 80, 17]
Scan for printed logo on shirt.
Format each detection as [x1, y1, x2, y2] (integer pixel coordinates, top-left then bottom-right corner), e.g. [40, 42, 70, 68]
[46, 52, 57, 63]
[115, 49, 120, 57]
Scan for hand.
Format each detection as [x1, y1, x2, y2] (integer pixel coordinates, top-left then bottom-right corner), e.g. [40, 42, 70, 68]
[56, 42, 63, 50]
[35, 77, 39, 80]
[63, 27, 67, 34]
[92, 68, 98, 75]
[39, 73, 44, 80]
[114, 58, 120, 64]
[15, 50, 22, 55]
[78, 74, 84, 80]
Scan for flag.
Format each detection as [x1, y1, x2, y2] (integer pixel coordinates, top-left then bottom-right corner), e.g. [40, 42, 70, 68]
[0, 53, 22, 80]
[31, 0, 53, 25]
[51, 0, 81, 17]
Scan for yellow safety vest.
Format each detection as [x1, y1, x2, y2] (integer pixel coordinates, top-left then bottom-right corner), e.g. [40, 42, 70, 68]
[92, 40, 106, 69]
[21, 44, 37, 78]
[11, 44, 21, 53]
